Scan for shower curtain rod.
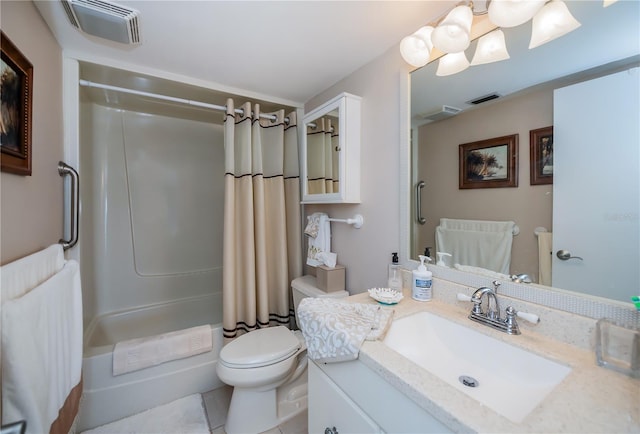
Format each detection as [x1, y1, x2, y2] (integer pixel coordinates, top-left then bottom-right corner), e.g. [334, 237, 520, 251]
[79, 80, 290, 123]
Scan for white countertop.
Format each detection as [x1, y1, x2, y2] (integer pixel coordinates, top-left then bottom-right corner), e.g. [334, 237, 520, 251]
[346, 288, 640, 433]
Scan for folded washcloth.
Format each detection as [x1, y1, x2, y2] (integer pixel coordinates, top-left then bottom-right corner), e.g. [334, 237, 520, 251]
[297, 298, 394, 363]
[304, 214, 320, 238]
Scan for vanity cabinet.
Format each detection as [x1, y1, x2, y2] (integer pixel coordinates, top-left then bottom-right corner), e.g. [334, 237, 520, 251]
[301, 93, 361, 204]
[308, 361, 382, 433]
[308, 359, 452, 434]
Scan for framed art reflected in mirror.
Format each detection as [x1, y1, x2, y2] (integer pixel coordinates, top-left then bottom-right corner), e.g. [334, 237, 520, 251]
[459, 134, 518, 189]
[1, 31, 33, 176]
[530, 126, 553, 185]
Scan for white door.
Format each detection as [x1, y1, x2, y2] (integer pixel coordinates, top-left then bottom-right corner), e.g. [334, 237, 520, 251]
[552, 68, 639, 302]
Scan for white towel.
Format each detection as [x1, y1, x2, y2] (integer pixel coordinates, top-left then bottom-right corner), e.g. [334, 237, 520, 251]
[1, 244, 64, 302]
[113, 325, 213, 376]
[306, 213, 331, 266]
[297, 298, 394, 363]
[453, 264, 511, 280]
[436, 219, 516, 274]
[1, 260, 83, 434]
[537, 232, 553, 286]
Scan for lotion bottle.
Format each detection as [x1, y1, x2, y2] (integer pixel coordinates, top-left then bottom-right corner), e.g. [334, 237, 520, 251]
[412, 255, 433, 301]
[388, 252, 402, 293]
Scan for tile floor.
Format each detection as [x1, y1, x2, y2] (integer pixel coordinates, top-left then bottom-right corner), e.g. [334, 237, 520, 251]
[202, 386, 308, 434]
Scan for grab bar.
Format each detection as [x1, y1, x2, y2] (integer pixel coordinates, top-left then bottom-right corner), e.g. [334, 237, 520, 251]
[416, 180, 426, 225]
[58, 161, 79, 250]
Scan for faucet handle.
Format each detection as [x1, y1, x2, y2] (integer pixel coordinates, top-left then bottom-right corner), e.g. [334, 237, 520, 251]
[457, 293, 472, 302]
[505, 306, 540, 324]
[516, 310, 540, 324]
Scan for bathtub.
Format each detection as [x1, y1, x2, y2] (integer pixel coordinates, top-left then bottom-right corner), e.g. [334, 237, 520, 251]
[77, 293, 225, 431]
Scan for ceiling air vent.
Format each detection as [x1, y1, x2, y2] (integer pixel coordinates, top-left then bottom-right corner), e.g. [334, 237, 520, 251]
[61, 0, 141, 45]
[467, 93, 501, 105]
[421, 105, 463, 122]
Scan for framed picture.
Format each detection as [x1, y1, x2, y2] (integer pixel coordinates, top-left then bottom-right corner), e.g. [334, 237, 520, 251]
[459, 134, 518, 189]
[530, 126, 553, 185]
[1, 31, 33, 176]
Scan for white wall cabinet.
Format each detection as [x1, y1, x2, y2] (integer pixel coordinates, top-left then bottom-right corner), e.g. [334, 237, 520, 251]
[308, 359, 452, 434]
[301, 93, 361, 204]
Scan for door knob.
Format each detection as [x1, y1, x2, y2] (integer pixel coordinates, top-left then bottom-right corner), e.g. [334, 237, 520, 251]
[556, 250, 583, 261]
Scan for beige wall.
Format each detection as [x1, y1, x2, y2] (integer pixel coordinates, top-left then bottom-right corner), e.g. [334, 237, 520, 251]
[1, 1, 64, 264]
[304, 47, 411, 293]
[416, 89, 554, 281]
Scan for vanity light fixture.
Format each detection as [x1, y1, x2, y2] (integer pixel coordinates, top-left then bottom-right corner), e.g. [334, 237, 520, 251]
[400, 0, 587, 75]
[437, 52, 470, 76]
[399, 26, 434, 68]
[603, 0, 619, 7]
[470, 29, 510, 66]
[487, 0, 546, 28]
[529, 0, 582, 49]
[430, 4, 474, 54]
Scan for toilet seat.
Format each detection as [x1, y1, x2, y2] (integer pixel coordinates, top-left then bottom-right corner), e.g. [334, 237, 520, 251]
[220, 326, 300, 369]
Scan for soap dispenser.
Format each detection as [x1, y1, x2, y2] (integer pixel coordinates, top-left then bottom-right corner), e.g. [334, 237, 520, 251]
[388, 252, 402, 293]
[412, 255, 433, 301]
[436, 252, 452, 267]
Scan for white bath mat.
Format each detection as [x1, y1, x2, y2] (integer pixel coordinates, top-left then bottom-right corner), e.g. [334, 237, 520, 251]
[82, 393, 209, 434]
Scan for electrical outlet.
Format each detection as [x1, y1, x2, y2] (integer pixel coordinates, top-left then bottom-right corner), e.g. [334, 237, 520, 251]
[401, 269, 412, 290]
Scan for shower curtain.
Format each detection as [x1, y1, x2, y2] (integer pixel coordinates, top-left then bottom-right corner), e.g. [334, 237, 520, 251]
[306, 118, 339, 194]
[222, 100, 302, 340]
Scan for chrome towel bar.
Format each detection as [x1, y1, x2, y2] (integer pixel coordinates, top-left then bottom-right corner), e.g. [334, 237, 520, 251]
[58, 161, 79, 250]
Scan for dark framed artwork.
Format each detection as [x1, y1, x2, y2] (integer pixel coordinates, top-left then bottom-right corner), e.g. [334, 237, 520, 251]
[459, 134, 518, 189]
[530, 126, 553, 185]
[1, 31, 33, 176]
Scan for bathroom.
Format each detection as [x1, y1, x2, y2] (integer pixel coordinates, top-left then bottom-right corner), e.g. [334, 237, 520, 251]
[1, 1, 639, 433]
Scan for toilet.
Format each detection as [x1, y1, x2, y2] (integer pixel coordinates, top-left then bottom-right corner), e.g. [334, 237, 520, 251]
[217, 275, 348, 434]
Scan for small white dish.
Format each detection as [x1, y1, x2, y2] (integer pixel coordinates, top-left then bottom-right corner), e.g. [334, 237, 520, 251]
[368, 287, 404, 305]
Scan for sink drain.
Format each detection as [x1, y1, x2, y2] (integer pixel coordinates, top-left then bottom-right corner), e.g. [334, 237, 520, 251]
[459, 375, 479, 388]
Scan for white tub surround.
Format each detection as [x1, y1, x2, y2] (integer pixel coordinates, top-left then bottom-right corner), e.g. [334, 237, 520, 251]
[343, 280, 639, 433]
[77, 293, 224, 431]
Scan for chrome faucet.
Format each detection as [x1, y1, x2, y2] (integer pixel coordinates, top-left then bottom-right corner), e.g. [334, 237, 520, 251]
[458, 280, 540, 335]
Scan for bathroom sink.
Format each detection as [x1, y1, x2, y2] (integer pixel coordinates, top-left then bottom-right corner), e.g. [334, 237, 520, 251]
[383, 311, 571, 423]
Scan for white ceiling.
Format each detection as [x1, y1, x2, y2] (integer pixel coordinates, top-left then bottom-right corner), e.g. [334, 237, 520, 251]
[33, 0, 455, 105]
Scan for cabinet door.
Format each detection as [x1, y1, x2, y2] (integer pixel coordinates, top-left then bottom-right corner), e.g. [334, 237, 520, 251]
[308, 361, 382, 434]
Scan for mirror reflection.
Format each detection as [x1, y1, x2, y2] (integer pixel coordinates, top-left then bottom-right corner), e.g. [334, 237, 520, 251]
[410, 1, 639, 303]
[306, 109, 339, 195]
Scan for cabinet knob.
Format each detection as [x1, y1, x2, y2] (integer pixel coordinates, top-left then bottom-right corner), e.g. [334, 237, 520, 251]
[325, 427, 339, 434]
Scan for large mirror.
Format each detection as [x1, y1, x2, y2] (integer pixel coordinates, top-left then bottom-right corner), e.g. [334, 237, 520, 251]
[302, 92, 361, 204]
[409, 1, 639, 303]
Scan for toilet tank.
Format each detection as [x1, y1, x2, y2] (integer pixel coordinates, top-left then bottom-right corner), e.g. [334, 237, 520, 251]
[291, 275, 349, 324]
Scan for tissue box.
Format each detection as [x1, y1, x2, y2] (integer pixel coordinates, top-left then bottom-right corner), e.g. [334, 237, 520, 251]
[317, 265, 345, 293]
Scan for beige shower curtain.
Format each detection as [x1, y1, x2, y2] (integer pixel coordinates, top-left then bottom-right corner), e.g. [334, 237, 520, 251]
[222, 100, 302, 340]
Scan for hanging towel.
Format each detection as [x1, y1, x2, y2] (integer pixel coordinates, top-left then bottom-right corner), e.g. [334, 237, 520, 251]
[537, 232, 553, 286]
[113, 325, 213, 376]
[306, 212, 331, 266]
[1, 244, 64, 301]
[296, 298, 394, 363]
[1, 258, 83, 434]
[436, 218, 516, 275]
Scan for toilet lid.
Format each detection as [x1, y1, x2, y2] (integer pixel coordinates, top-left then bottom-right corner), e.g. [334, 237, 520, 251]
[220, 326, 300, 369]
